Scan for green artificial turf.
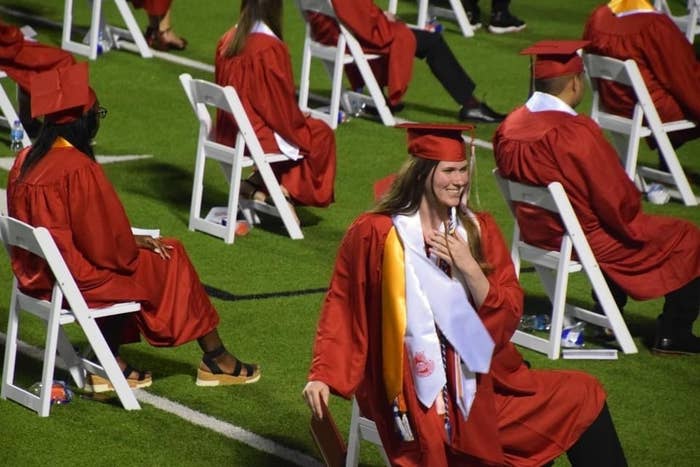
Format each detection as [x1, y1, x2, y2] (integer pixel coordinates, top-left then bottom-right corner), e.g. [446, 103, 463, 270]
[0, 1, 698, 466]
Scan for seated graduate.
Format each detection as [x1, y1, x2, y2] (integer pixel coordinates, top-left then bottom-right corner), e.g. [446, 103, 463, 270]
[583, 0, 700, 149]
[214, 0, 337, 221]
[493, 41, 700, 355]
[7, 63, 260, 391]
[303, 0, 507, 123]
[0, 21, 75, 137]
[303, 123, 627, 466]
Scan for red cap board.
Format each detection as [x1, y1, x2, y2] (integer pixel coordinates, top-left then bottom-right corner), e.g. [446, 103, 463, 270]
[520, 40, 590, 80]
[30, 62, 97, 123]
[395, 122, 474, 162]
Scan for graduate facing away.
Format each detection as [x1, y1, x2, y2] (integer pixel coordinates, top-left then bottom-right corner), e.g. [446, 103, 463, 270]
[304, 123, 627, 466]
[8, 63, 260, 391]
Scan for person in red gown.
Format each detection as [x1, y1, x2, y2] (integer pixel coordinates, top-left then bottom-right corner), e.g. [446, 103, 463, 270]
[214, 0, 336, 218]
[129, 0, 187, 50]
[303, 123, 627, 466]
[0, 21, 75, 136]
[493, 40, 700, 354]
[303, 0, 506, 123]
[7, 63, 260, 391]
[583, 0, 700, 148]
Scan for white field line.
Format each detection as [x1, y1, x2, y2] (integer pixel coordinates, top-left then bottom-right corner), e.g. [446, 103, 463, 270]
[0, 332, 322, 467]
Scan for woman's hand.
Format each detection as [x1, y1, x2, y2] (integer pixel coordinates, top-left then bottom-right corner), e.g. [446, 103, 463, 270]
[134, 235, 173, 260]
[303, 380, 330, 420]
[426, 228, 475, 272]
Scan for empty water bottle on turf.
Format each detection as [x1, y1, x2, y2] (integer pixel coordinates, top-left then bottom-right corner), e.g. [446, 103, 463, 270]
[10, 120, 24, 152]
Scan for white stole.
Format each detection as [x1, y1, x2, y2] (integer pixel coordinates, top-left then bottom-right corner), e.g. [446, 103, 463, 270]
[392, 211, 495, 418]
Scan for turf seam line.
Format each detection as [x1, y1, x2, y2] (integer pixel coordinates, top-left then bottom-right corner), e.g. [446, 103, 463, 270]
[0, 332, 322, 467]
[204, 285, 327, 301]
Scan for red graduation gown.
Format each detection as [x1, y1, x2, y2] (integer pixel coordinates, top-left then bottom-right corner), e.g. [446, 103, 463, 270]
[0, 22, 75, 92]
[214, 28, 336, 207]
[493, 106, 700, 300]
[129, 0, 172, 16]
[309, 212, 605, 466]
[7, 147, 220, 347]
[306, 0, 417, 106]
[583, 6, 700, 144]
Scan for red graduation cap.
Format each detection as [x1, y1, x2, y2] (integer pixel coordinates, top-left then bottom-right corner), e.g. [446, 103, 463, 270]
[396, 122, 474, 162]
[30, 62, 96, 123]
[0, 22, 23, 60]
[520, 40, 590, 80]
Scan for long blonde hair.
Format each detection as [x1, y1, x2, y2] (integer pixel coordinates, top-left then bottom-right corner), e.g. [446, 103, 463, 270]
[225, 0, 283, 57]
[372, 157, 491, 274]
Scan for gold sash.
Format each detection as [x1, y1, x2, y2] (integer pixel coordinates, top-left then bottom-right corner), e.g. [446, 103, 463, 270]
[381, 227, 406, 403]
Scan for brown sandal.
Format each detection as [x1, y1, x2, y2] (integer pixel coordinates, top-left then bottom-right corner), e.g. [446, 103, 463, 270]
[85, 364, 153, 393]
[145, 27, 188, 51]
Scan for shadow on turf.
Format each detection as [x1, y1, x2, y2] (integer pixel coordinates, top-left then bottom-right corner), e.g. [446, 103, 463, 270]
[120, 159, 324, 233]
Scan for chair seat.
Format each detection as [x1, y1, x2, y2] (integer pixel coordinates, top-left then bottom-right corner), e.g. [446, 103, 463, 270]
[518, 243, 583, 273]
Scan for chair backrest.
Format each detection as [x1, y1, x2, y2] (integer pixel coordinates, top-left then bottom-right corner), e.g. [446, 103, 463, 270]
[0, 215, 90, 317]
[180, 73, 269, 170]
[296, 0, 337, 18]
[654, 0, 700, 42]
[493, 170, 593, 263]
[583, 52, 698, 206]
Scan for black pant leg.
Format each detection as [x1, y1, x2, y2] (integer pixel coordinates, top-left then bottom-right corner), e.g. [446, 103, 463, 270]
[592, 275, 628, 314]
[492, 0, 511, 13]
[566, 403, 628, 467]
[411, 28, 475, 105]
[659, 277, 700, 338]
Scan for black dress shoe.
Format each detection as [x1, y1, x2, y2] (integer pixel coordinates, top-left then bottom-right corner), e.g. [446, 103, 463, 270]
[458, 102, 506, 123]
[652, 335, 700, 355]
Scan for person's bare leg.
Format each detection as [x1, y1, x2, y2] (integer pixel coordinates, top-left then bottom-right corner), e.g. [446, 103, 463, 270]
[197, 329, 256, 377]
[147, 10, 187, 50]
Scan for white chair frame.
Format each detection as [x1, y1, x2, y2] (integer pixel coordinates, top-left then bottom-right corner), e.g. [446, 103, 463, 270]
[345, 398, 390, 467]
[387, 0, 475, 37]
[295, 0, 397, 129]
[0, 215, 141, 416]
[179, 73, 303, 243]
[493, 170, 637, 359]
[655, 0, 700, 42]
[0, 71, 31, 148]
[583, 53, 698, 206]
[62, 0, 153, 60]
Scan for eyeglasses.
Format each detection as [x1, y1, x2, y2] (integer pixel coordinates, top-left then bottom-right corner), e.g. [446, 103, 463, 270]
[97, 106, 108, 119]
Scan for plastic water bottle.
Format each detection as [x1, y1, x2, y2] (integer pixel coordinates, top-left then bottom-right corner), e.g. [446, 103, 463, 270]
[10, 120, 24, 152]
[425, 17, 443, 33]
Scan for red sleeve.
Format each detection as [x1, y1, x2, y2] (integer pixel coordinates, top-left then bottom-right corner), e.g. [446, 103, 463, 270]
[308, 215, 390, 398]
[67, 162, 140, 275]
[247, 42, 313, 151]
[642, 16, 700, 121]
[330, 0, 396, 48]
[474, 212, 524, 349]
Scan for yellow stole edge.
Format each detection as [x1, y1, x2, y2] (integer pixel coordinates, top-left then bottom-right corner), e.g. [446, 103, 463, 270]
[382, 226, 407, 404]
[607, 0, 654, 14]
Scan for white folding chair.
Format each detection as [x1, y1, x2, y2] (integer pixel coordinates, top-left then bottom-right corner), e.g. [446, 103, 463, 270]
[0, 71, 31, 148]
[295, 0, 397, 129]
[345, 398, 390, 467]
[387, 0, 475, 37]
[493, 170, 637, 359]
[0, 215, 141, 416]
[583, 53, 698, 206]
[62, 0, 153, 60]
[179, 73, 303, 243]
[655, 0, 700, 42]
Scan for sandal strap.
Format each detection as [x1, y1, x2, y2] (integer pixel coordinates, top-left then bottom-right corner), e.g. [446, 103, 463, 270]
[202, 346, 227, 374]
[122, 364, 149, 382]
